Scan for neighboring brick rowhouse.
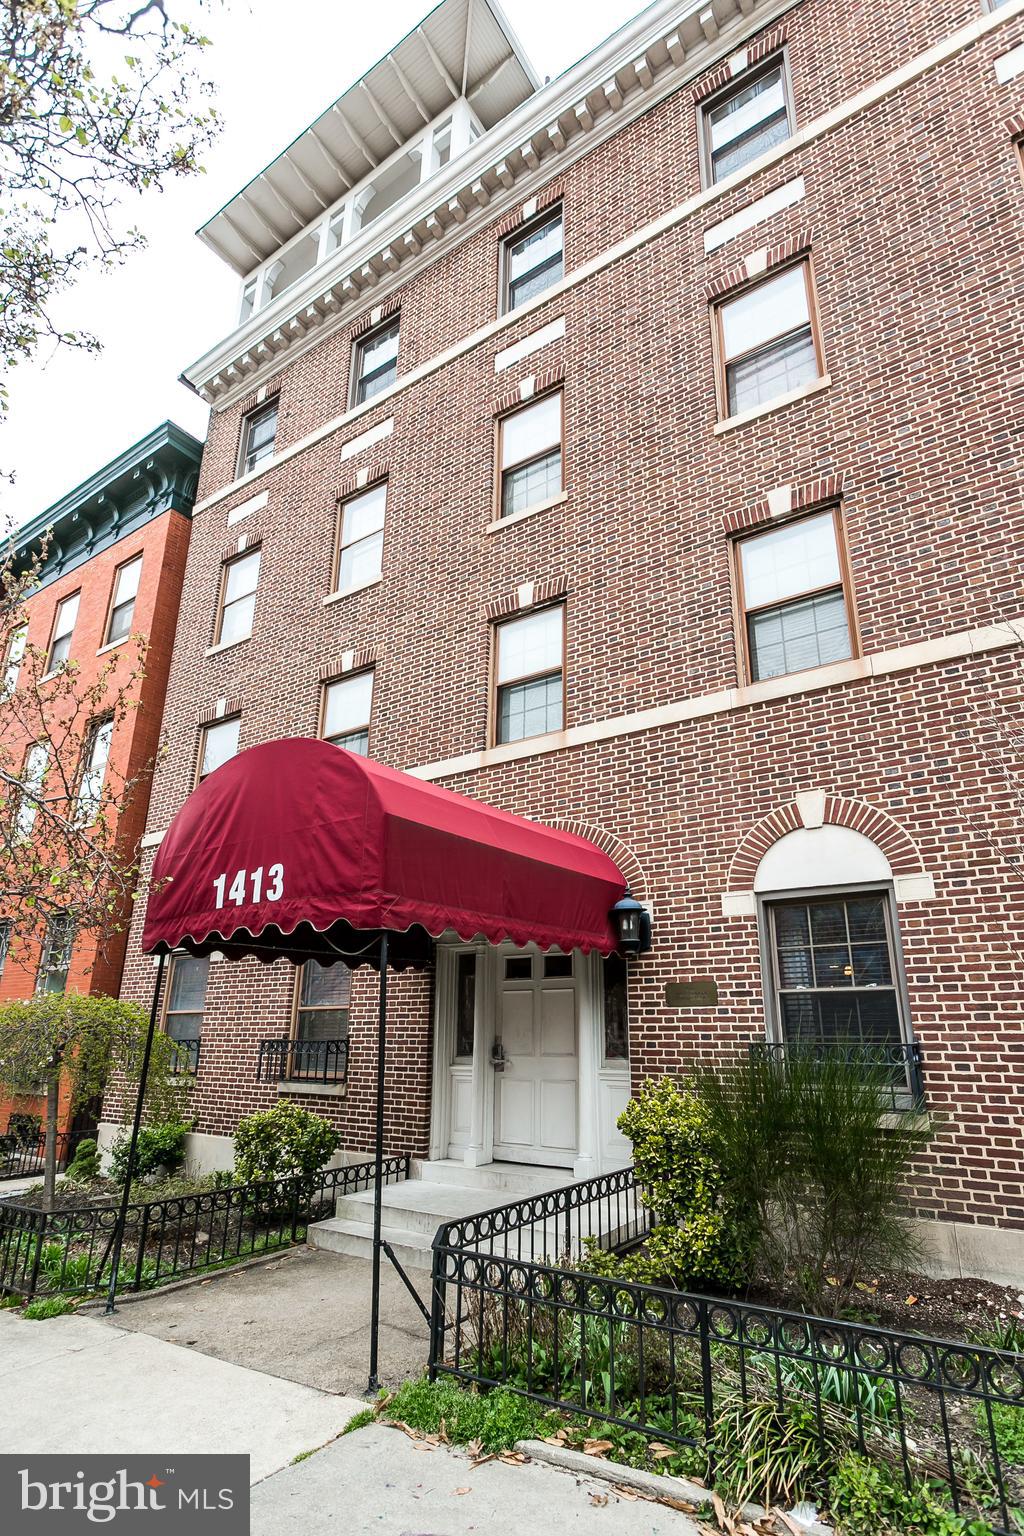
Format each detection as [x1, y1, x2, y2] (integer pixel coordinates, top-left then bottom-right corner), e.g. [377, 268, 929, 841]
[113, 0, 1024, 1266]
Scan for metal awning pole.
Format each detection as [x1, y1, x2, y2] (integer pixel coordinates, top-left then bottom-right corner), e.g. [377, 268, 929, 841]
[367, 930, 389, 1394]
[104, 950, 166, 1315]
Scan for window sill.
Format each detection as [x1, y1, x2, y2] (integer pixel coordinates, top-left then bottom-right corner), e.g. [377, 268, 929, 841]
[487, 490, 568, 534]
[324, 574, 383, 605]
[96, 637, 130, 658]
[205, 635, 251, 659]
[714, 374, 832, 435]
[275, 1079, 347, 1098]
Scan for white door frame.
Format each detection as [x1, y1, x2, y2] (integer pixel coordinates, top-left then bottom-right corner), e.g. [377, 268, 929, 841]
[430, 939, 618, 1178]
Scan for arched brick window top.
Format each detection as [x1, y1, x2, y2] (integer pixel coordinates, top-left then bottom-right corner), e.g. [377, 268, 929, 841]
[723, 793, 935, 916]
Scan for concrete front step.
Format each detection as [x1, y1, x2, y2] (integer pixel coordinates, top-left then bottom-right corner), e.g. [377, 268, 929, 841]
[309, 1216, 436, 1271]
[411, 1159, 571, 1196]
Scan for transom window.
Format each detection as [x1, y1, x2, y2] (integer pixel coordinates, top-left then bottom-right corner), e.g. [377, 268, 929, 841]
[498, 391, 563, 520]
[238, 399, 278, 476]
[216, 548, 260, 648]
[4, 624, 26, 695]
[105, 555, 143, 645]
[335, 483, 386, 594]
[164, 953, 209, 1043]
[701, 59, 793, 185]
[737, 509, 853, 681]
[716, 261, 823, 418]
[198, 716, 240, 783]
[502, 206, 564, 312]
[47, 592, 80, 671]
[766, 892, 905, 1048]
[495, 605, 564, 744]
[76, 717, 113, 823]
[322, 672, 373, 755]
[37, 914, 74, 994]
[352, 317, 399, 406]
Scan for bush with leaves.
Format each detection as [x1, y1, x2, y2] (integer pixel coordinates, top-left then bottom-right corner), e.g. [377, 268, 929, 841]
[829, 1452, 998, 1536]
[109, 1120, 190, 1184]
[615, 1076, 755, 1290]
[232, 1103, 339, 1189]
[63, 1137, 101, 1184]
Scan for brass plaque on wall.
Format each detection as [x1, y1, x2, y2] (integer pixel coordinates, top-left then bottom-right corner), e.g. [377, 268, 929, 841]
[664, 979, 719, 1008]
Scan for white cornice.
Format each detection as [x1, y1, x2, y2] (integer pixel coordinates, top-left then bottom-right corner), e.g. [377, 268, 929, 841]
[185, 0, 797, 403]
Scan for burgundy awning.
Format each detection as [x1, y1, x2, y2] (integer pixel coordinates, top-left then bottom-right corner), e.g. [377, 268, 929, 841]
[142, 738, 626, 967]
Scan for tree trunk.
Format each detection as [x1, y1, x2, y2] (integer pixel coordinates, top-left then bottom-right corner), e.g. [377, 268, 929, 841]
[42, 1073, 59, 1212]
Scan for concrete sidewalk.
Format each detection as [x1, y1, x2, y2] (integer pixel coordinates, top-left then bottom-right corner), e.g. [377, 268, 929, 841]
[251, 1422, 700, 1535]
[0, 1311, 362, 1483]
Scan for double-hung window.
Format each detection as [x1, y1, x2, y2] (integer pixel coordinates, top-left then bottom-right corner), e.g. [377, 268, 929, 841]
[494, 606, 565, 744]
[37, 914, 74, 993]
[335, 483, 385, 593]
[497, 392, 563, 520]
[701, 59, 793, 185]
[3, 624, 26, 696]
[105, 555, 143, 645]
[292, 960, 350, 1079]
[238, 399, 278, 476]
[215, 549, 260, 648]
[716, 261, 823, 418]
[352, 317, 399, 406]
[16, 742, 48, 842]
[163, 953, 209, 1071]
[322, 673, 373, 755]
[76, 718, 113, 824]
[197, 717, 240, 783]
[47, 593, 80, 672]
[736, 509, 854, 681]
[502, 206, 564, 312]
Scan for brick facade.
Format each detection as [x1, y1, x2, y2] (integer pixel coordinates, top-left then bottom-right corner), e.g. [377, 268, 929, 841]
[114, 0, 1024, 1265]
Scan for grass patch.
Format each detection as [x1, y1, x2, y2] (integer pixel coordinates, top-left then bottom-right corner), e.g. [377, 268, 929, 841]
[289, 1448, 317, 1465]
[22, 1295, 75, 1319]
[342, 1408, 376, 1436]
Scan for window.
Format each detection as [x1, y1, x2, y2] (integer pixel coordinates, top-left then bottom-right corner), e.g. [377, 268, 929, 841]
[105, 555, 143, 646]
[37, 914, 74, 993]
[716, 261, 823, 417]
[3, 624, 26, 695]
[701, 58, 793, 185]
[603, 952, 629, 1062]
[76, 718, 113, 823]
[454, 952, 476, 1060]
[352, 317, 399, 406]
[495, 605, 564, 744]
[295, 959, 350, 1042]
[0, 920, 10, 979]
[237, 399, 278, 476]
[322, 672, 373, 755]
[766, 892, 906, 1048]
[543, 953, 573, 978]
[736, 509, 853, 681]
[163, 953, 209, 1044]
[502, 205, 564, 312]
[334, 483, 385, 594]
[47, 592, 80, 671]
[15, 742, 48, 841]
[215, 548, 260, 648]
[197, 717, 240, 783]
[497, 391, 563, 520]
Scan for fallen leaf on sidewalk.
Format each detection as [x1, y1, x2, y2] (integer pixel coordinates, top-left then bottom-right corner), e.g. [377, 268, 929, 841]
[465, 1438, 482, 1457]
[656, 1495, 701, 1514]
[589, 1493, 609, 1507]
[453, 1487, 471, 1495]
[499, 1451, 526, 1465]
[613, 1484, 639, 1500]
[469, 1453, 495, 1470]
[583, 1438, 614, 1457]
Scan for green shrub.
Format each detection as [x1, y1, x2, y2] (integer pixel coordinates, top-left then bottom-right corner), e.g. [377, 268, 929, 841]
[616, 1077, 754, 1290]
[977, 1402, 1024, 1469]
[714, 1391, 844, 1507]
[109, 1120, 190, 1184]
[232, 1102, 339, 1187]
[23, 1295, 75, 1319]
[386, 1376, 544, 1453]
[63, 1138, 101, 1184]
[829, 1452, 997, 1536]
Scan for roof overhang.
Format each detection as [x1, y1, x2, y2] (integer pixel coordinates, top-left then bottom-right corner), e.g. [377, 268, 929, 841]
[142, 738, 627, 966]
[198, 0, 539, 276]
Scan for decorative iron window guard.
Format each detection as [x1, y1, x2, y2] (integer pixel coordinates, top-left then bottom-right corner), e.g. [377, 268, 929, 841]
[748, 1037, 925, 1111]
[256, 1036, 349, 1085]
[169, 1038, 201, 1075]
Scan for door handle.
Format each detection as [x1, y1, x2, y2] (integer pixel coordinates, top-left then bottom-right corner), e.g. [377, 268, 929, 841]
[490, 1039, 509, 1071]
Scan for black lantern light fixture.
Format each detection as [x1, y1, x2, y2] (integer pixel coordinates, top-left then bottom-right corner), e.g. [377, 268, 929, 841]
[611, 888, 652, 955]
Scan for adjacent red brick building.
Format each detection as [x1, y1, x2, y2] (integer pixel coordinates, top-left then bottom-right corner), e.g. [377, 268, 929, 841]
[1, 424, 202, 1150]
[113, 0, 1024, 1281]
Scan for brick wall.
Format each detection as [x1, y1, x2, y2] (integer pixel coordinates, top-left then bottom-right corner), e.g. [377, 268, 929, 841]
[115, 0, 1024, 1232]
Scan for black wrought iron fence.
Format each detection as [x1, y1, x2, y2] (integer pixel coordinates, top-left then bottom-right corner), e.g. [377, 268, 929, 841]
[0, 1129, 71, 1182]
[0, 1155, 408, 1300]
[429, 1169, 1024, 1536]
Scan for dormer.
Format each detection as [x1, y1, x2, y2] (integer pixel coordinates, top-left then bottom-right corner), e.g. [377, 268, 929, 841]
[197, 0, 538, 326]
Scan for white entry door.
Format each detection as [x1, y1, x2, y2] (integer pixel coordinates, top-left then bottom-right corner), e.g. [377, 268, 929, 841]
[492, 949, 578, 1167]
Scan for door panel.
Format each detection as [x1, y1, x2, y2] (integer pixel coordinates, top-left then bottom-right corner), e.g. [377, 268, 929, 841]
[502, 990, 534, 1055]
[540, 988, 575, 1055]
[493, 951, 578, 1166]
[540, 1080, 577, 1149]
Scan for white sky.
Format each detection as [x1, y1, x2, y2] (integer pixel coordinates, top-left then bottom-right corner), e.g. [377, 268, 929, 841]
[4, 0, 641, 530]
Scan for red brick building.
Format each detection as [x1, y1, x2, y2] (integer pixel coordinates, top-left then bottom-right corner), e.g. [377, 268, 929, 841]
[1, 424, 202, 1151]
[114, 0, 1024, 1281]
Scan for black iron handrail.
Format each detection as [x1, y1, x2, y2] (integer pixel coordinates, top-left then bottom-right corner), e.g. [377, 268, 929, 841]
[256, 1036, 349, 1085]
[748, 1037, 925, 1110]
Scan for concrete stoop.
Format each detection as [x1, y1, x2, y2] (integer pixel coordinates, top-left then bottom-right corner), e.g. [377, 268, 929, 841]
[307, 1158, 570, 1270]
